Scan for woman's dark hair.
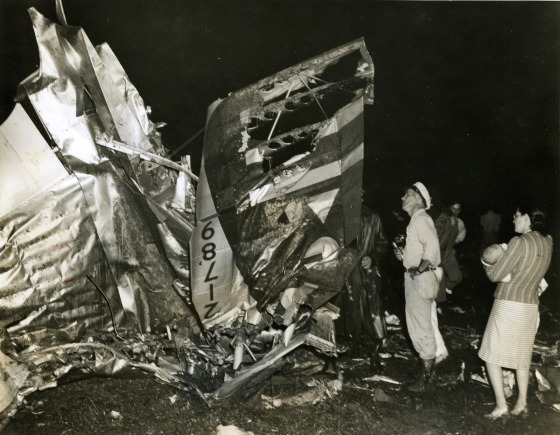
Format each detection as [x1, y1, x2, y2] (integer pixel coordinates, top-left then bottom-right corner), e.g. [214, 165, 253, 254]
[517, 204, 548, 236]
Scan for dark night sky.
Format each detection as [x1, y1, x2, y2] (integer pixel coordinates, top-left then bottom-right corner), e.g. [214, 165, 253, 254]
[1, 1, 559, 231]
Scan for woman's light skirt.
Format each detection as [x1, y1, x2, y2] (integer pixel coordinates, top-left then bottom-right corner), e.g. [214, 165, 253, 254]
[478, 298, 538, 370]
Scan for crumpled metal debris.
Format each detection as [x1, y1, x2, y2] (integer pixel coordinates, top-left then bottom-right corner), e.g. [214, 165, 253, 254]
[1, 6, 195, 415]
[0, 351, 29, 418]
[187, 37, 374, 399]
[533, 340, 560, 366]
[470, 366, 515, 398]
[262, 372, 343, 408]
[363, 374, 402, 385]
[536, 366, 560, 408]
[3, 7, 195, 336]
[1, 2, 376, 416]
[215, 424, 255, 435]
[385, 311, 400, 326]
[533, 338, 560, 409]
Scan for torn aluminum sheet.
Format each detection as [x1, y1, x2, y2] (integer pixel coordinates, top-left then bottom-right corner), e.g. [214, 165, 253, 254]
[7, 7, 195, 335]
[536, 366, 560, 407]
[1, 6, 198, 414]
[0, 351, 29, 418]
[188, 39, 374, 398]
[191, 38, 373, 327]
[261, 373, 343, 408]
[0, 105, 118, 336]
[0, 329, 212, 418]
[3, 3, 376, 410]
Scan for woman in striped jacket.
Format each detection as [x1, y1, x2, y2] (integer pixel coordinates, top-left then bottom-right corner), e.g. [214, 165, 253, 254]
[478, 204, 553, 419]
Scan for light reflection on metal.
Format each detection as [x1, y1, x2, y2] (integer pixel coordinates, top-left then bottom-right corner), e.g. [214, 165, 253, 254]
[0, 104, 68, 218]
[191, 38, 373, 327]
[190, 38, 374, 399]
[11, 7, 195, 332]
[55, 0, 68, 26]
[96, 134, 199, 180]
[1, 6, 197, 414]
[1, 3, 375, 412]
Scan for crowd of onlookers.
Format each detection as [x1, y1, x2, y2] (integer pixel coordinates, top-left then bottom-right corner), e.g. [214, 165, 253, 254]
[337, 182, 553, 419]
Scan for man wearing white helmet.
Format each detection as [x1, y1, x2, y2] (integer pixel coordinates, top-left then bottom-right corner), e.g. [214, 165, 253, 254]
[395, 182, 441, 392]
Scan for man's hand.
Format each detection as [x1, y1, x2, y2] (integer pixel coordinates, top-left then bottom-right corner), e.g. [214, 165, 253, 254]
[408, 267, 421, 278]
[408, 259, 432, 279]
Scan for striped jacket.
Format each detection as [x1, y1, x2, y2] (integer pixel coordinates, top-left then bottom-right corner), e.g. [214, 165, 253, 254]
[485, 231, 553, 304]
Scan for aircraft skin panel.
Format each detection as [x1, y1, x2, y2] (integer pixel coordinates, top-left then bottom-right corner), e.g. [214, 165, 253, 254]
[8, 8, 194, 335]
[0, 104, 68, 219]
[2, 3, 378, 402]
[191, 39, 374, 325]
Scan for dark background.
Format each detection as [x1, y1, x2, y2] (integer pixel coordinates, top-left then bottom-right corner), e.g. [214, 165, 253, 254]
[1, 1, 559, 266]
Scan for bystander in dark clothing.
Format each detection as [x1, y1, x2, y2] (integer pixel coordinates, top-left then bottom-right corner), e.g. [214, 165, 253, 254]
[450, 203, 466, 245]
[430, 206, 460, 302]
[382, 209, 408, 318]
[429, 204, 463, 363]
[480, 207, 502, 250]
[337, 205, 389, 359]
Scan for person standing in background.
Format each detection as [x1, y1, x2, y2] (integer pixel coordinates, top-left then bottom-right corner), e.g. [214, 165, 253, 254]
[338, 199, 389, 368]
[450, 202, 466, 245]
[480, 206, 502, 250]
[428, 202, 459, 363]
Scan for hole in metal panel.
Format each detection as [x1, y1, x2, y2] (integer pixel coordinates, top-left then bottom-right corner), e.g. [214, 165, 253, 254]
[247, 117, 259, 130]
[284, 101, 296, 111]
[282, 135, 295, 144]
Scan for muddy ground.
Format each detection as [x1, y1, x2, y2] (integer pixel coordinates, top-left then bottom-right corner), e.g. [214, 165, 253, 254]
[3, 253, 560, 435]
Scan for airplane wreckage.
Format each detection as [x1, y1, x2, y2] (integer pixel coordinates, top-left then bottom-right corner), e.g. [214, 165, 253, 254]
[0, 6, 375, 415]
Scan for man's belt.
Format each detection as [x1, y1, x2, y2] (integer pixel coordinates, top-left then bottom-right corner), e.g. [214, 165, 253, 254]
[406, 265, 443, 283]
[406, 265, 437, 274]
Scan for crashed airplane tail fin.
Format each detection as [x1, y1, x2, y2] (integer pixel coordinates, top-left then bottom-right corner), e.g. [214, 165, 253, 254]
[189, 39, 374, 398]
[191, 38, 374, 329]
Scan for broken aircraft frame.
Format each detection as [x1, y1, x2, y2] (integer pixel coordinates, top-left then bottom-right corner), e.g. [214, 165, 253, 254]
[0, 5, 374, 415]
